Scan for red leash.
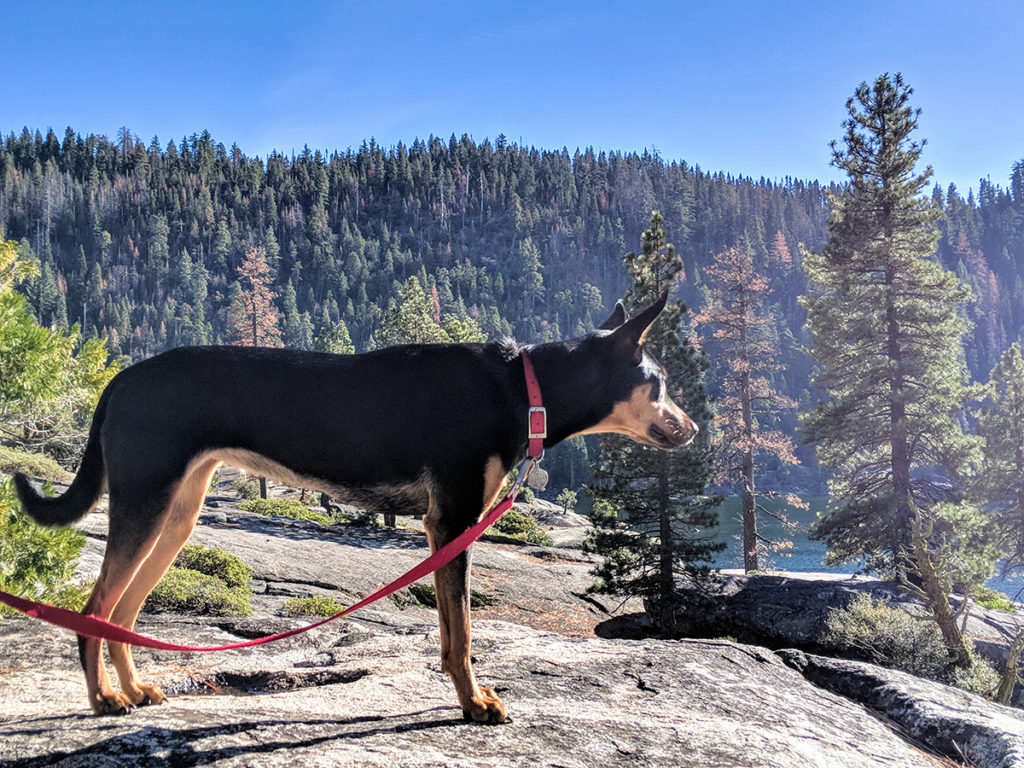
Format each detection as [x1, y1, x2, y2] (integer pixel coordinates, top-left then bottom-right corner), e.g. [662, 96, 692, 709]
[0, 491, 520, 651]
[0, 350, 546, 652]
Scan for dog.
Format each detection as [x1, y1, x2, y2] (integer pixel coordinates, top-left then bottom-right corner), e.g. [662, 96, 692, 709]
[15, 291, 697, 723]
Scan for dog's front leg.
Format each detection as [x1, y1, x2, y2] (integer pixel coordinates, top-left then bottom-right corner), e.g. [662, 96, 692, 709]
[424, 524, 507, 724]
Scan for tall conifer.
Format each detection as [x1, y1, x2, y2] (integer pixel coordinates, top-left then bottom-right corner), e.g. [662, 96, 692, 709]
[973, 343, 1024, 575]
[227, 247, 281, 348]
[695, 246, 802, 573]
[802, 74, 984, 662]
[586, 211, 720, 634]
[802, 73, 977, 571]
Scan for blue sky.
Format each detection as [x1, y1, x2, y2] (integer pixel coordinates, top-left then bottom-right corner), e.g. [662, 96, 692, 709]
[4, 0, 1022, 196]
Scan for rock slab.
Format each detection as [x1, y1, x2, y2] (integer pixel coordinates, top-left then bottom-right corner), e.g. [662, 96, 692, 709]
[0, 618, 985, 768]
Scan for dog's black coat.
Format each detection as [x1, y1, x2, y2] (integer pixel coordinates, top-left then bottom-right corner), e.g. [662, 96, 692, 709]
[20, 331, 667, 535]
[13, 294, 694, 721]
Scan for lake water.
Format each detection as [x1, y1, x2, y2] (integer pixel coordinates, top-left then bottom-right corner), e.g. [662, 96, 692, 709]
[710, 496, 1024, 601]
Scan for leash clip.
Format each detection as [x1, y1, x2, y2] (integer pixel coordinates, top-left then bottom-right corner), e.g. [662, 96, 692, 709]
[509, 457, 538, 499]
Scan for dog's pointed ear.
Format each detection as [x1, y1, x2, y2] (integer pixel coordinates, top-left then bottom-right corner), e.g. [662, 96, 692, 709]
[597, 301, 627, 331]
[611, 290, 669, 362]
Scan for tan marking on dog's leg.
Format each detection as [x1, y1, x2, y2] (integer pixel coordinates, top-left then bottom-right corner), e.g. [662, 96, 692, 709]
[80, 565, 125, 714]
[481, 455, 507, 514]
[108, 459, 220, 707]
[81, 521, 166, 715]
[424, 497, 507, 724]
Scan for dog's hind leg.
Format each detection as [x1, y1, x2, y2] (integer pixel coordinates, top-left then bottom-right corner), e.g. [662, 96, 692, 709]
[107, 458, 220, 708]
[79, 494, 171, 715]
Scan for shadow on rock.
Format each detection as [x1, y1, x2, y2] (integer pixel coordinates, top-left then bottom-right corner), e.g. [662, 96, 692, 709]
[1, 709, 467, 768]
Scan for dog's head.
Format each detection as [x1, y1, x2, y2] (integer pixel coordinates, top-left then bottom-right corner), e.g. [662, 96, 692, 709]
[578, 291, 699, 449]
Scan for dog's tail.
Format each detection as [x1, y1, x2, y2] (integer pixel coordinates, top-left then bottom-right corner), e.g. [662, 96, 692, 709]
[14, 387, 111, 528]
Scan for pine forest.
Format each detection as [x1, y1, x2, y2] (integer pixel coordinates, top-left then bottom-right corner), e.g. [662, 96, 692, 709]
[1, 125, 1023, 491]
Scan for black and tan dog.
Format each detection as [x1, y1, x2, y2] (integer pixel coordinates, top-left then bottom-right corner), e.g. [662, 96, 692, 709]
[15, 292, 697, 723]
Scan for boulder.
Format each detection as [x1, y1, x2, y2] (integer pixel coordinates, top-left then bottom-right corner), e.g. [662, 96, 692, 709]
[668, 573, 1023, 694]
[780, 650, 1024, 768]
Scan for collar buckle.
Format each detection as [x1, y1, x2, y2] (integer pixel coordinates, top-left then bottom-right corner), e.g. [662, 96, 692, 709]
[528, 406, 547, 440]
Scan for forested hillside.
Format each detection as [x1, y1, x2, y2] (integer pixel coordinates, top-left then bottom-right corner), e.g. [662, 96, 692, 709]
[1, 126, 1022, 478]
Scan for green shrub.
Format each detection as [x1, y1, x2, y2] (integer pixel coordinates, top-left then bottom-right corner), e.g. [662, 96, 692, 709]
[145, 567, 251, 615]
[973, 585, 1016, 612]
[823, 593, 1000, 697]
[0, 477, 89, 616]
[0, 446, 69, 482]
[337, 507, 380, 527]
[283, 595, 347, 617]
[174, 544, 251, 588]
[487, 508, 552, 546]
[232, 478, 261, 500]
[144, 543, 253, 616]
[947, 648, 1001, 697]
[238, 498, 335, 524]
[823, 594, 950, 678]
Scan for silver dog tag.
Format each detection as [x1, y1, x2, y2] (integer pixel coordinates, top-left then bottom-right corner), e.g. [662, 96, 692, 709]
[527, 466, 548, 491]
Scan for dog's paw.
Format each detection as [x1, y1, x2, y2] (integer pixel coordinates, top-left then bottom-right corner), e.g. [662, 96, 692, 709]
[463, 687, 508, 724]
[127, 683, 167, 707]
[91, 689, 135, 716]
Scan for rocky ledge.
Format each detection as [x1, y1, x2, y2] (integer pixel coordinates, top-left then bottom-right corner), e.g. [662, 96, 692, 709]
[1, 505, 1022, 767]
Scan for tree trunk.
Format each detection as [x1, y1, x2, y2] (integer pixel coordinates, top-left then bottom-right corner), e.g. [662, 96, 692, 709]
[886, 267, 913, 553]
[741, 371, 757, 572]
[909, 507, 971, 667]
[741, 457, 756, 572]
[259, 477, 268, 499]
[996, 629, 1024, 706]
[658, 455, 676, 636]
[738, 287, 758, 573]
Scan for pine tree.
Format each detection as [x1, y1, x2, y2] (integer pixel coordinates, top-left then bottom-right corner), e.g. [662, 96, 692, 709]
[374, 276, 451, 347]
[801, 74, 982, 664]
[313, 321, 356, 355]
[227, 247, 281, 348]
[585, 211, 721, 634]
[695, 246, 803, 572]
[281, 281, 314, 350]
[973, 343, 1024, 574]
[0, 238, 118, 460]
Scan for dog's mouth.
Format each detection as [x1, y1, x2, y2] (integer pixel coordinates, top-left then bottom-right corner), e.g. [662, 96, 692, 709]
[646, 421, 693, 449]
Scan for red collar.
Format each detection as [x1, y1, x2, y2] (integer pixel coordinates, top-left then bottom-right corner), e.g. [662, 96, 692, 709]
[520, 349, 546, 459]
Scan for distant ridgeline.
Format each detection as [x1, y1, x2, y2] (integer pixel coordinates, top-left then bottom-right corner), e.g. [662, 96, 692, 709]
[1, 127, 1022, 466]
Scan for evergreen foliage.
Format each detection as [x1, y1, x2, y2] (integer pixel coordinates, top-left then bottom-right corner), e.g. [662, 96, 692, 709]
[145, 567, 252, 616]
[283, 594, 347, 617]
[0, 476, 89, 616]
[802, 73, 997, 668]
[173, 544, 251, 589]
[238, 497, 337, 524]
[586, 212, 722, 633]
[145, 544, 253, 616]
[0, 237, 118, 460]
[1, 127, 1022, 492]
[486, 507, 553, 546]
[801, 74, 979, 574]
[0, 127, 837, 366]
[972, 342, 1024, 574]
